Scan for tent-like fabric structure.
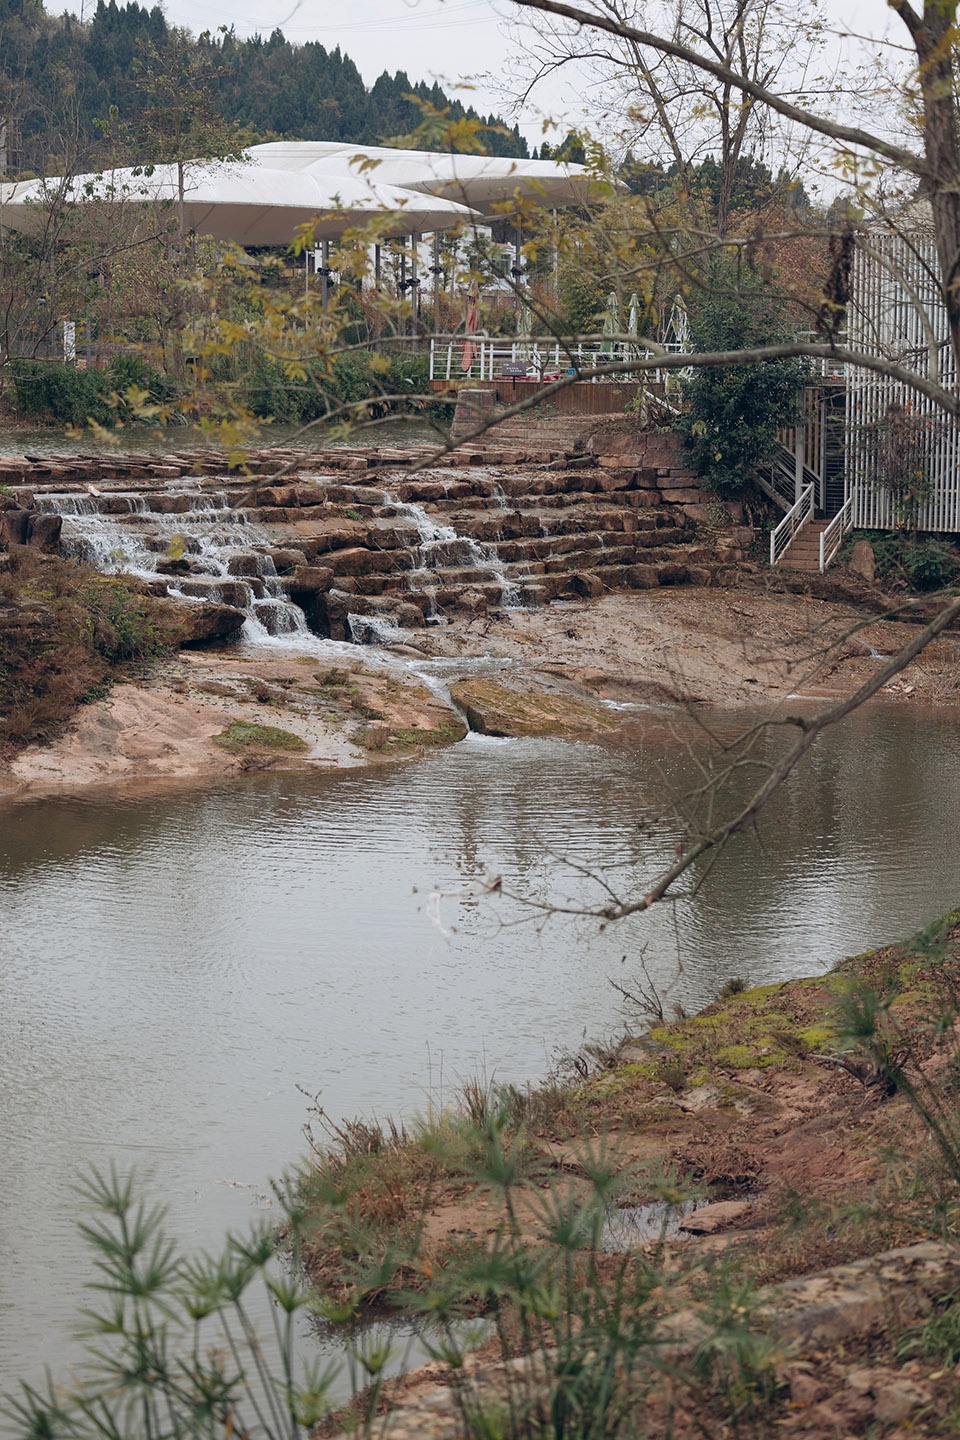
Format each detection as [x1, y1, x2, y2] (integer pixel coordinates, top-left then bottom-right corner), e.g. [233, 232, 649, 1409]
[0, 144, 593, 247]
[0, 158, 479, 246]
[247, 142, 595, 212]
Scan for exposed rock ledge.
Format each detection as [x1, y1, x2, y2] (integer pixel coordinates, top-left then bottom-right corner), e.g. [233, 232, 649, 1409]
[3, 584, 959, 803]
[0, 649, 465, 801]
[328, 1243, 960, 1440]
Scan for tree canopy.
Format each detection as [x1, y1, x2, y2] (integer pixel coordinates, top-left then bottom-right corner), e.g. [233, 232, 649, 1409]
[0, 0, 529, 177]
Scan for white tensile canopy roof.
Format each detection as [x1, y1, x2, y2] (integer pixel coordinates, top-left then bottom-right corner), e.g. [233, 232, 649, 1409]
[0, 144, 592, 248]
[248, 142, 595, 211]
[0, 156, 480, 246]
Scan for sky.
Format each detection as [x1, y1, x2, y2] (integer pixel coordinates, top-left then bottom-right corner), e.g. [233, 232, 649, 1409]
[51, 0, 910, 153]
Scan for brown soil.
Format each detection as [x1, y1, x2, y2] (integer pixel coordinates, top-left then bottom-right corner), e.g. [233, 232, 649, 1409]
[0, 648, 464, 800]
[417, 586, 960, 709]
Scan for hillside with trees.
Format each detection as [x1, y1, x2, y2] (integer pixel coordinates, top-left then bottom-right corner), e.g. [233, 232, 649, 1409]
[0, 0, 529, 177]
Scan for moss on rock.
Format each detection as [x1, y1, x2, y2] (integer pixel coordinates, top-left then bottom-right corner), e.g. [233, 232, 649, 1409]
[214, 720, 308, 753]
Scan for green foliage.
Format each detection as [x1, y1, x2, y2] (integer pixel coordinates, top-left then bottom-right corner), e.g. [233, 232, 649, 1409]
[902, 538, 960, 591]
[845, 530, 960, 593]
[240, 350, 431, 425]
[79, 575, 171, 662]
[0, 552, 176, 747]
[556, 266, 606, 336]
[678, 260, 806, 498]
[9, 357, 179, 427]
[2, 1164, 341, 1440]
[900, 1289, 960, 1364]
[2, 0, 528, 178]
[213, 720, 307, 752]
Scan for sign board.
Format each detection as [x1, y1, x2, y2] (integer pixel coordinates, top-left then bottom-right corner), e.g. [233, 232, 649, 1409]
[499, 362, 528, 378]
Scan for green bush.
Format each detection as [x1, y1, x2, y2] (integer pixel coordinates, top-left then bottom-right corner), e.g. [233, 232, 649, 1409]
[240, 349, 431, 425]
[9, 357, 180, 426]
[678, 260, 806, 498]
[902, 537, 960, 591]
[845, 529, 960, 592]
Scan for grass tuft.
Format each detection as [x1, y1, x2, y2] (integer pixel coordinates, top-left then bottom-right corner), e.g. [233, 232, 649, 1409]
[213, 720, 308, 752]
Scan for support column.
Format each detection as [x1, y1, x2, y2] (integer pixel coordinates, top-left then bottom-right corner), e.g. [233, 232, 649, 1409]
[795, 419, 805, 505]
[431, 232, 441, 328]
[321, 239, 330, 310]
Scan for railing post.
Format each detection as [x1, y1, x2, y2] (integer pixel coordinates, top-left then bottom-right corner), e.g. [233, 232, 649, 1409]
[795, 420, 804, 505]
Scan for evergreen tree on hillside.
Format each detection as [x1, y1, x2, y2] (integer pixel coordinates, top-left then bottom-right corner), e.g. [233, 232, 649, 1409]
[0, 0, 528, 176]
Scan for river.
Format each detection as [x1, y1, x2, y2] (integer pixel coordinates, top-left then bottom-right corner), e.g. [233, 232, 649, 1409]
[2, 700, 960, 1392]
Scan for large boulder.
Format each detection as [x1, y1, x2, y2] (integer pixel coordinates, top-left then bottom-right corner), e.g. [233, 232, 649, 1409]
[161, 598, 246, 646]
[0, 508, 63, 553]
[449, 677, 621, 739]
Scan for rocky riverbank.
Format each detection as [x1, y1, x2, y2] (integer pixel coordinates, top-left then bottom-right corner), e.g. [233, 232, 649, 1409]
[3, 575, 959, 801]
[2, 424, 959, 800]
[307, 914, 960, 1440]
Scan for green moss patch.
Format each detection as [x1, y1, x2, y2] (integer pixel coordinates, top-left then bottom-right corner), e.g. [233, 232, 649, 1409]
[213, 720, 307, 753]
[391, 721, 467, 747]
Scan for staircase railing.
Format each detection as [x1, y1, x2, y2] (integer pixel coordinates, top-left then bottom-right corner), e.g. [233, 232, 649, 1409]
[819, 496, 853, 572]
[770, 483, 815, 567]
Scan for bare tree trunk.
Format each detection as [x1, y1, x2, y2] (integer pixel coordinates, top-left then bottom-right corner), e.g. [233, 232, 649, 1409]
[890, 2, 960, 374]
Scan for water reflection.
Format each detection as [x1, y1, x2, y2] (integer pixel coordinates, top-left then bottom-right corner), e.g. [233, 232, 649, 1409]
[1, 703, 959, 1389]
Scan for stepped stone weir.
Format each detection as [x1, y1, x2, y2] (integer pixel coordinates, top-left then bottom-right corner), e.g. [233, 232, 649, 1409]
[0, 428, 755, 642]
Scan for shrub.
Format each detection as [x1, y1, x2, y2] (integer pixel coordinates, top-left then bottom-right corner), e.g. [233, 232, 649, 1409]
[0, 553, 177, 749]
[9, 357, 180, 427]
[240, 350, 432, 425]
[678, 260, 806, 498]
[9, 359, 114, 426]
[902, 537, 960, 591]
[845, 529, 960, 592]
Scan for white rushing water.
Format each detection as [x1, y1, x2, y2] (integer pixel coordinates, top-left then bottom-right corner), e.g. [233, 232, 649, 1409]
[390, 498, 521, 612]
[35, 488, 310, 639]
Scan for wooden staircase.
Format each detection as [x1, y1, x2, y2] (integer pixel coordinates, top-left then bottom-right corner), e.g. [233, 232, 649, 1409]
[779, 518, 829, 572]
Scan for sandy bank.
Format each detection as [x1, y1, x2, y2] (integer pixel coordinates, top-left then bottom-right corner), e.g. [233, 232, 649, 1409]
[3, 585, 958, 802]
[416, 586, 960, 708]
[0, 647, 464, 801]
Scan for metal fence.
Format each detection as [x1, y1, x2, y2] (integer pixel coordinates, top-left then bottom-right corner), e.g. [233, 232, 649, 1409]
[427, 335, 688, 386]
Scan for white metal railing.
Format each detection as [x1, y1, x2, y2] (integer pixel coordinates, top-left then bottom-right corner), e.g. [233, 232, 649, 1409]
[819, 496, 854, 571]
[770, 483, 815, 567]
[794, 330, 848, 378]
[427, 335, 687, 386]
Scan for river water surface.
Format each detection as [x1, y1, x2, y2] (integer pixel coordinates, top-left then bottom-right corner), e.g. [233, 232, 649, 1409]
[2, 702, 960, 1390]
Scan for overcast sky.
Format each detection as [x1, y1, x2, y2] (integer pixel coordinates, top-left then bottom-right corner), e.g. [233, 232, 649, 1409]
[52, 0, 909, 152]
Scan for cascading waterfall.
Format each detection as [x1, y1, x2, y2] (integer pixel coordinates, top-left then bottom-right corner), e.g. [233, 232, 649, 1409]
[35, 489, 308, 640]
[389, 499, 521, 611]
[35, 471, 523, 656]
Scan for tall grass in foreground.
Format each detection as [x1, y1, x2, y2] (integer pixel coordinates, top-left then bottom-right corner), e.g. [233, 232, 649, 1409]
[2, 1099, 768, 1440]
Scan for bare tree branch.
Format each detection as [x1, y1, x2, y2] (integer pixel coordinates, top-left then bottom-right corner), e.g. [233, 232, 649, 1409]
[506, 0, 926, 174]
[601, 594, 960, 921]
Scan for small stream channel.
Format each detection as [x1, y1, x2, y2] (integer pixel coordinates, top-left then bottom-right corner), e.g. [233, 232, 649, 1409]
[3, 700, 960, 1391]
